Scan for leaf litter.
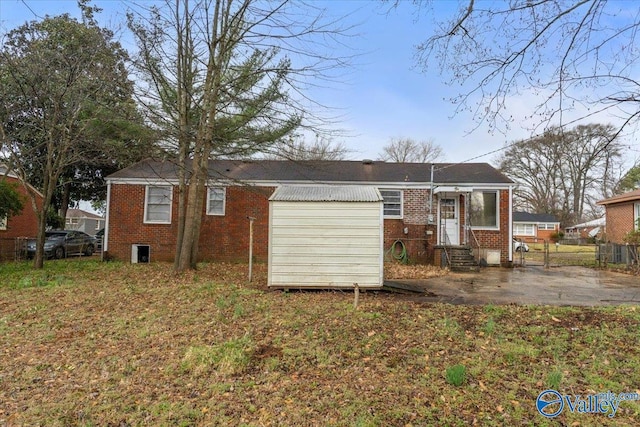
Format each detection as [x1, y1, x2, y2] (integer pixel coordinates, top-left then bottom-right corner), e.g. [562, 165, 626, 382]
[0, 260, 639, 426]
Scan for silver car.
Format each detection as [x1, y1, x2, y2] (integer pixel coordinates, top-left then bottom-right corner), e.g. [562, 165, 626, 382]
[25, 230, 96, 259]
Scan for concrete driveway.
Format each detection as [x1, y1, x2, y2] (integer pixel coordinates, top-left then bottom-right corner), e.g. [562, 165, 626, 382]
[386, 265, 640, 306]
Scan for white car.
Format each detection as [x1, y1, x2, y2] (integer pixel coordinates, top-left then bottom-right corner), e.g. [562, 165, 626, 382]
[513, 238, 529, 252]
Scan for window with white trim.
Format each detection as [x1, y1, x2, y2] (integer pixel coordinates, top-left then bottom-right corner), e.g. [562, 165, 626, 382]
[514, 223, 535, 236]
[207, 187, 226, 216]
[379, 189, 402, 218]
[538, 223, 556, 230]
[0, 215, 6, 231]
[144, 185, 172, 223]
[470, 190, 498, 228]
[635, 203, 640, 230]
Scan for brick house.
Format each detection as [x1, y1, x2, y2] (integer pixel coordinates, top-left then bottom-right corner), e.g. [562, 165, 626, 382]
[0, 166, 42, 239]
[597, 189, 640, 243]
[105, 158, 516, 266]
[1, 166, 43, 260]
[513, 211, 560, 242]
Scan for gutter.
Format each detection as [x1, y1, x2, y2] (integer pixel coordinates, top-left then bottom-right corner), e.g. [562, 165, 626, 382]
[104, 179, 111, 256]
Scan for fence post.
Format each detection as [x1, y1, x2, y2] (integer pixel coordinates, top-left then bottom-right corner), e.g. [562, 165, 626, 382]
[544, 240, 549, 269]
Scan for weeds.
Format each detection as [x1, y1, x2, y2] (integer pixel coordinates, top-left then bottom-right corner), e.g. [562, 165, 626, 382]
[445, 364, 466, 386]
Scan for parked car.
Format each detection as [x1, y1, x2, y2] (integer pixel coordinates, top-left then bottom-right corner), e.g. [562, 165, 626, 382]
[24, 230, 96, 259]
[513, 237, 530, 252]
[94, 228, 104, 250]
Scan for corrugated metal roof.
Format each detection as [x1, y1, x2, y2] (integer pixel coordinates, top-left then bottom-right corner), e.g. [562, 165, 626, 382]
[269, 185, 383, 202]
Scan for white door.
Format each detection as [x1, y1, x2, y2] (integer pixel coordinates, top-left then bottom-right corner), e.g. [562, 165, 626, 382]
[440, 197, 459, 245]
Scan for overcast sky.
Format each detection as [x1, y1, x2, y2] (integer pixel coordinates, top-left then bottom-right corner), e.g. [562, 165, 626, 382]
[1, 0, 638, 166]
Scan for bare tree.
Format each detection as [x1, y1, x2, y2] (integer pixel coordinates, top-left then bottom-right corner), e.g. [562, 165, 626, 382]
[128, 0, 352, 271]
[263, 135, 351, 160]
[496, 123, 622, 224]
[379, 137, 444, 163]
[414, 1, 640, 139]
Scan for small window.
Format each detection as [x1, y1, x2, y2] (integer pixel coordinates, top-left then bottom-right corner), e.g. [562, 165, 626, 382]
[379, 189, 402, 218]
[635, 203, 640, 230]
[538, 223, 556, 230]
[0, 215, 6, 231]
[145, 185, 172, 224]
[470, 191, 498, 229]
[95, 220, 102, 230]
[207, 187, 226, 216]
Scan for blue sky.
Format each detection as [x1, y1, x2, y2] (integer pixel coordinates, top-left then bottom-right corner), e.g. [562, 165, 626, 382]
[0, 0, 635, 165]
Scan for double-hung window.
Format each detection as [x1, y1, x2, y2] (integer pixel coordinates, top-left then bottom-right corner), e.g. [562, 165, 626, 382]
[144, 185, 172, 224]
[635, 203, 640, 230]
[470, 190, 498, 229]
[207, 187, 226, 216]
[514, 223, 534, 236]
[379, 189, 402, 218]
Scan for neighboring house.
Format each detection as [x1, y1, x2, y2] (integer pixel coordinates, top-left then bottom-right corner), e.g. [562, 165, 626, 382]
[512, 211, 560, 242]
[564, 217, 606, 241]
[105, 158, 516, 267]
[597, 190, 640, 243]
[0, 165, 42, 239]
[65, 209, 105, 235]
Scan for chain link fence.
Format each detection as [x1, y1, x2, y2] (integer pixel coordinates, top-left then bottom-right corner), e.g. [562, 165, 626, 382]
[513, 240, 599, 268]
[0, 238, 28, 262]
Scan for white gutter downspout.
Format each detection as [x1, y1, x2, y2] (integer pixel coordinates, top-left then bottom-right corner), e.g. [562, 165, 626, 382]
[508, 185, 513, 263]
[104, 179, 111, 259]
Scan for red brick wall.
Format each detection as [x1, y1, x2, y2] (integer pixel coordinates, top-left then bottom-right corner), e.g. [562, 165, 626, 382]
[0, 177, 41, 239]
[107, 184, 273, 262]
[198, 186, 273, 261]
[605, 201, 636, 243]
[107, 185, 512, 266]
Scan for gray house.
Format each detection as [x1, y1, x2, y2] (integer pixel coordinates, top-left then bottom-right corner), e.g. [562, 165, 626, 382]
[65, 209, 104, 235]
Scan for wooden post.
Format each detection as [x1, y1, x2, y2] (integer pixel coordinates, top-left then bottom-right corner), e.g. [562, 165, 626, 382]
[353, 283, 360, 309]
[544, 240, 549, 269]
[248, 217, 255, 282]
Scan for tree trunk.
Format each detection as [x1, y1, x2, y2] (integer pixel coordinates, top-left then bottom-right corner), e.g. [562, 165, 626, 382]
[176, 147, 208, 271]
[60, 181, 71, 224]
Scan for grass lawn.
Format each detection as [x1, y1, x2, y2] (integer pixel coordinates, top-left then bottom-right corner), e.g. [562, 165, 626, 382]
[1, 260, 639, 426]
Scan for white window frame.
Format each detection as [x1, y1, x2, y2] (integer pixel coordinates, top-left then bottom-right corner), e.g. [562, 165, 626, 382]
[635, 203, 640, 230]
[379, 189, 403, 219]
[470, 190, 500, 230]
[0, 215, 6, 231]
[514, 223, 535, 236]
[144, 185, 172, 224]
[206, 187, 226, 216]
[538, 223, 556, 230]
